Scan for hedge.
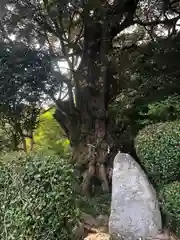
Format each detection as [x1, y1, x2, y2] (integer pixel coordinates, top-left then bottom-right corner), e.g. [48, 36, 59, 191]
[0, 152, 80, 240]
[135, 121, 180, 187]
[159, 181, 180, 236]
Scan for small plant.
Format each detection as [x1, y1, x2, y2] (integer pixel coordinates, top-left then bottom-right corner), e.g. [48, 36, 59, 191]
[77, 193, 111, 217]
[159, 181, 180, 236]
[0, 152, 80, 240]
[135, 121, 180, 188]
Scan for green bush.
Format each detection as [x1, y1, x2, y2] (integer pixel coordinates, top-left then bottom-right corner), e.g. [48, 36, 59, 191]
[77, 193, 111, 217]
[135, 121, 180, 187]
[0, 152, 80, 240]
[137, 94, 180, 127]
[159, 182, 180, 236]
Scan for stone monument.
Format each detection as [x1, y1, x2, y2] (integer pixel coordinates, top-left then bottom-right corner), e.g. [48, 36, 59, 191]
[109, 151, 162, 240]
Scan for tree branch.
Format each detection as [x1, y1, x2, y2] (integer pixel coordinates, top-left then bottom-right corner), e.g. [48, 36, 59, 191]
[134, 15, 180, 27]
[109, 0, 139, 39]
[54, 109, 69, 138]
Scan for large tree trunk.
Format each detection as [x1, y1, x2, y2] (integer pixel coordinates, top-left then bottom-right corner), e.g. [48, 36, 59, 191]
[71, 126, 115, 196]
[54, 2, 139, 195]
[13, 121, 27, 153]
[55, 90, 116, 196]
[54, 27, 115, 195]
[11, 134, 19, 151]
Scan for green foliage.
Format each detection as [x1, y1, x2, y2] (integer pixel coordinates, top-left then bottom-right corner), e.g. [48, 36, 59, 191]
[0, 41, 56, 105]
[0, 152, 80, 240]
[135, 121, 180, 187]
[77, 194, 111, 217]
[0, 103, 40, 151]
[159, 182, 180, 236]
[108, 91, 141, 152]
[108, 93, 180, 152]
[137, 94, 180, 127]
[33, 108, 70, 156]
[0, 41, 62, 152]
[0, 127, 11, 152]
[134, 34, 180, 95]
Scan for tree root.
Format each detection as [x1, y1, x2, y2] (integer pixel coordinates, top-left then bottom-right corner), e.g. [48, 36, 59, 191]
[98, 164, 109, 192]
[73, 139, 114, 195]
[81, 163, 95, 196]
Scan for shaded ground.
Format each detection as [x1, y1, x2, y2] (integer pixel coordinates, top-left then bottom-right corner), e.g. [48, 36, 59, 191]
[73, 193, 111, 239]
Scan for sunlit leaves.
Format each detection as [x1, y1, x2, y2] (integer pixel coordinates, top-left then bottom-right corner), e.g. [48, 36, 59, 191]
[33, 108, 70, 155]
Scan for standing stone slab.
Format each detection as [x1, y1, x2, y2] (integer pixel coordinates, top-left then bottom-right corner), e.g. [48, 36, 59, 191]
[109, 152, 162, 240]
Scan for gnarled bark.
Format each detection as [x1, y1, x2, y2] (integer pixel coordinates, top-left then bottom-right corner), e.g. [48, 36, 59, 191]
[71, 132, 115, 196]
[55, 99, 116, 195]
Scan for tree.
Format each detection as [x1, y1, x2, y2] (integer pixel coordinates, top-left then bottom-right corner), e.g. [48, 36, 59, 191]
[0, 125, 12, 152]
[0, 103, 40, 152]
[0, 41, 59, 152]
[1, 0, 180, 194]
[108, 32, 180, 154]
[33, 108, 70, 155]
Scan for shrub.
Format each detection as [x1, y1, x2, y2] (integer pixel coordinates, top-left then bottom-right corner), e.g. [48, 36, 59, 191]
[0, 152, 80, 240]
[159, 182, 180, 236]
[135, 121, 180, 187]
[77, 193, 111, 217]
[137, 94, 180, 127]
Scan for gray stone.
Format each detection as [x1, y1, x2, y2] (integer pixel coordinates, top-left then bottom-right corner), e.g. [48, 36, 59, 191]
[72, 222, 85, 240]
[109, 152, 162, 240]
